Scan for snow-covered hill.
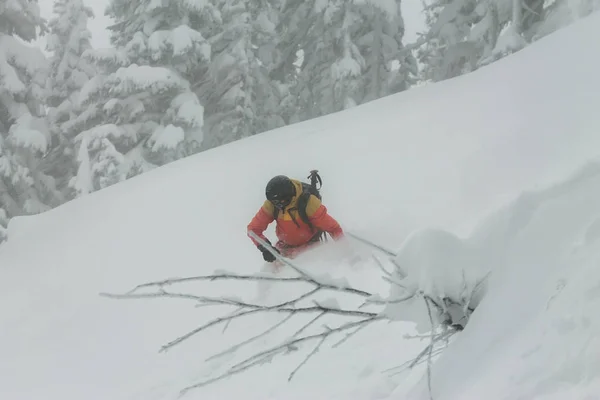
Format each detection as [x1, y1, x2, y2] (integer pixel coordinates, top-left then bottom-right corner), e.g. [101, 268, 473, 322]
[2, 11, 600, 400]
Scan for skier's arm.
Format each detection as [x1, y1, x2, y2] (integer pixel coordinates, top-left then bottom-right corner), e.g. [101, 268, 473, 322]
[306, 196, 344, 239]
[247, 201, 275, 246]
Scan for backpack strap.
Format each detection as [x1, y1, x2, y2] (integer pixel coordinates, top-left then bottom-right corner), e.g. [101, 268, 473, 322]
[288, 206, 301, 228]
[296, 190, 313, 231]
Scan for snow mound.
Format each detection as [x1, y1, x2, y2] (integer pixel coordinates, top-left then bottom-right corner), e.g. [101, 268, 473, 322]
[400, 159, 600, 399]
[382, 228, 486, 333]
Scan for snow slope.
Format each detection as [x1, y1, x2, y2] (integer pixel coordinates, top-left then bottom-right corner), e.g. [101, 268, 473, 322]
[2, 11, 600, 400]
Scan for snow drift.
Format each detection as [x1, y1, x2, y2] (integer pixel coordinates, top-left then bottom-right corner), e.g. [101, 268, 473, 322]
[392, 159, 600, 399]
[2, 10, 600, 400]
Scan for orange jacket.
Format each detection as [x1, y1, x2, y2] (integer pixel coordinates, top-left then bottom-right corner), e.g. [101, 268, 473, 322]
[248, 179, 343, 247]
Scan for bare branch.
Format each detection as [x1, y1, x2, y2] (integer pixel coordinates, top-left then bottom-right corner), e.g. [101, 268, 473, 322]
[161, 308, 262, 353]
[382, 309, 458, 378]
[292, 311, 327, 338]
[332, 319, 373, 348]
[472, 271, 492, 295]
[288, 335, 327, 381]
[159, 287, 322, 352]
[385, 347, 446, 376]
[381, 274, 408, 290]
[100, 291, 253, 308]
[364, 292, 414, 306]
[372, 254, 393, 277]
[179, 316, 382, 396]
[389, 257, 408, 279]
[227, 317, 377, 374]
[105, 281, 376, 355]
[103, 285, 319, 311]
[221, 306, 244, 333]
[207, 313, 295, 362]
[100, 235, 427, 396]
[279, 306, 377, 318]
[123, 269, 372, 299]
[425, 297, 435, 400]
[269, 287, 321, 308]
[127, 273, 309, 293]
[102, 245, 478, 399]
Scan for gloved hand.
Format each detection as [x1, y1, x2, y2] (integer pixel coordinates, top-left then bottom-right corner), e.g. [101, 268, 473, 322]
[257, 244, 279, 262]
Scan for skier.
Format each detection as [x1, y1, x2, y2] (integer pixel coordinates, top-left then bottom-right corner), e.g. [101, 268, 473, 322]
[247, 173, 344, 263]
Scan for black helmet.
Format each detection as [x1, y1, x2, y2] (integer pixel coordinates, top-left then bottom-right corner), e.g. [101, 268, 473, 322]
[266, 175, 296, 209]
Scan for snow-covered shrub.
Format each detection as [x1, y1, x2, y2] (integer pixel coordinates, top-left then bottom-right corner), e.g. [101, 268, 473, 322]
[381, 228, 489, 333]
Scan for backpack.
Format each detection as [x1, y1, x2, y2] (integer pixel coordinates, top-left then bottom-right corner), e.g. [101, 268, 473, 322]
[273, 170, 324, 237]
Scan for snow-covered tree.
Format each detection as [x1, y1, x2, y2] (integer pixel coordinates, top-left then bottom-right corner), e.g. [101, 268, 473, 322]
[354, 0, 418, 102]
[417, 0, 480, 82]
[276, 1, 363, 121]
[269, 1, 307, 124]
[70, 0, 212, 193]
[293, 0, 365, 119]
[417, 0, 555, 82]
[474, 0, 544, 65]
[277, 0, 414, 122]
[45, 0, 96, 197]
[199, 0, 284, 149]
[535, 0, 600, 40]
[0, 0, 62, 232]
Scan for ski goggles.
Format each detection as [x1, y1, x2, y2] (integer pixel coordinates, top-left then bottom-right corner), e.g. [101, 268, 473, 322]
[271, 198, 290, 209]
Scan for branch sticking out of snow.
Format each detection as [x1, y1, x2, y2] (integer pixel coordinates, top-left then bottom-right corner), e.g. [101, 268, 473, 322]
[101, 256, 380, 395]
[101, 281, 375, 353]
[101, 230, 485, 396]
[179, 315, 382, 395]
[123, 271, 366, 294]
